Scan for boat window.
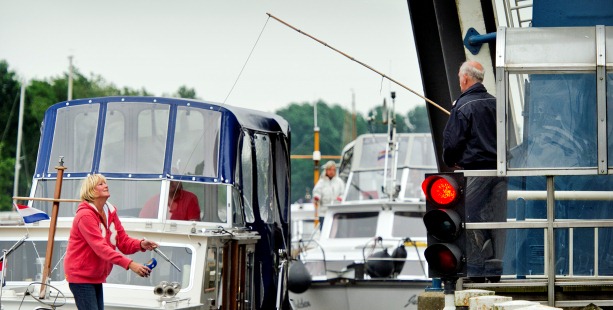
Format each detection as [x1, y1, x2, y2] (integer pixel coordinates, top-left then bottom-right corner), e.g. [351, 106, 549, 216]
[338, 145, 353, 182]
[48, 103, 99, 173]
[254, 133, 274, 224]
[231, 187, 245, 226]
[182, 182, 227, 223]
[357, 136, 410, 169]
[107, 244, 192, 288]
[100, 102, 169, 174]
[403, 167, 437, 200]
[241, 134, 255, 223]
[392, 211, 427, 238]
[0, 239, 68, 283]
[274, 134, 290, 222]
[32, 179, 81, 217]
[171, 106, 221, 177]
[345, 170, 402, 201]
[408, 136, 437, 167]
[329, 212, 378, 238]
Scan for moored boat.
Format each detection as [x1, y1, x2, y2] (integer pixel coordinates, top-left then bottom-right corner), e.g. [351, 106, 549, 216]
[289, 131, 438, 310]
[0, 96, 292, 310]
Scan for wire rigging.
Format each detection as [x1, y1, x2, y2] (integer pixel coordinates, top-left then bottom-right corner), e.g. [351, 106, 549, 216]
[223, 16, 271, 105]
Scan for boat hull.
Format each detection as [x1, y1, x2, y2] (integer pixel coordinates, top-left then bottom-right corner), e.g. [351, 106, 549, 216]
[289, 279, 428, 310]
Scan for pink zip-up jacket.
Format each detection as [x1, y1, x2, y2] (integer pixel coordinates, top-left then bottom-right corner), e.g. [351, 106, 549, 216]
[64, 201, 143, 283]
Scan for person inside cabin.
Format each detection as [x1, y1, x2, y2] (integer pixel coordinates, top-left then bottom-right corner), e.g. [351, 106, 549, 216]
[64, 174, 159, 310]
[312, 160, 345, 229]
[139, 178, 201, 221]
[442, 60, 508, 283]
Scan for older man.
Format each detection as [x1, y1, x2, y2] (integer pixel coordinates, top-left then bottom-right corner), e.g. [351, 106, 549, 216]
[312, 160, 345, 227]
[442, 60, 507, 283]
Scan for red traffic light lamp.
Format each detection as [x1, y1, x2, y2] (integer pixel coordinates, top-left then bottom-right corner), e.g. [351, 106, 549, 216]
[422, 173, 466, 278]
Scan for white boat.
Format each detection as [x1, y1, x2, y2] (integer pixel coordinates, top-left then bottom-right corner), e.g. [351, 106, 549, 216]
[0, 96, 292, 310]
[288, 130, 438, 310]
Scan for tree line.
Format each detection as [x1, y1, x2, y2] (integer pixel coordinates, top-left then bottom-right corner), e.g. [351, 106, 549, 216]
[0, 60, 429, 210]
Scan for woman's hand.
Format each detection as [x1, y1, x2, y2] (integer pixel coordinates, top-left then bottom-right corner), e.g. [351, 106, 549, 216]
[140, 239, 159, 251]
[129, 261, 151, 277]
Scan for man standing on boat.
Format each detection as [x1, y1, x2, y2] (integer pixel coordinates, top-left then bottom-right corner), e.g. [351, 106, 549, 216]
[442, 60, 507, 283]
[312, 160, 345, 228]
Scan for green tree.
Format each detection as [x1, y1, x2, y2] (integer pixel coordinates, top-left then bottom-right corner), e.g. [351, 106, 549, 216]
[276, 100, 369, 203]
[406, 105, 430, 133]
[0, 61, 22, 209]
[174, 86, 197, 99]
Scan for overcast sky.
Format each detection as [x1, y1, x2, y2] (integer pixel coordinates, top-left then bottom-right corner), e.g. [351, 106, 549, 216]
[0, 0, 424, 116]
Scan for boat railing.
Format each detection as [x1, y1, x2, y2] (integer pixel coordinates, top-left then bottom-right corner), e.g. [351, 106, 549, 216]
[294, 236, 428, 280]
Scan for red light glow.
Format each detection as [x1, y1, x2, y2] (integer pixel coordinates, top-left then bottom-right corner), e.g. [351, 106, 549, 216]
[430, 178, 457, 205]
[437, 250, 458, 273]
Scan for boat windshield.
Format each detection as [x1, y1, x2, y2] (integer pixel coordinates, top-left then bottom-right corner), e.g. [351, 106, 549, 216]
[47, 101, 221, 176]
[342, 134, 437, 202]
[31, 179, 235, 224]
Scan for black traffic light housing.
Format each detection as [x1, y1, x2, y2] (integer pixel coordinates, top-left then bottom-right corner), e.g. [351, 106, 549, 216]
[421, 172, 466, 278]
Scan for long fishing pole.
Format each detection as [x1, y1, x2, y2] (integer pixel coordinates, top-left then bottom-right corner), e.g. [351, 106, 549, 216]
[266, 13, 450, 116]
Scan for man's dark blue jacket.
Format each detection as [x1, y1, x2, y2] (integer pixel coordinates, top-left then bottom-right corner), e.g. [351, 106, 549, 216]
[443, 83, 497, 170]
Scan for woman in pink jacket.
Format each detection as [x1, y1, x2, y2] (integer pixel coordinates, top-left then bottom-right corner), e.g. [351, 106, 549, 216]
[64, 174, 158, 309]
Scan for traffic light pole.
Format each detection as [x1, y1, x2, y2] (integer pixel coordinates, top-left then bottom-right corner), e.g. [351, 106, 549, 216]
[443, 277, 458, 310]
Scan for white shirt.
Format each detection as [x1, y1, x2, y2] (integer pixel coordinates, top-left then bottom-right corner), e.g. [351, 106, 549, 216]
[312, 175, 345, 216]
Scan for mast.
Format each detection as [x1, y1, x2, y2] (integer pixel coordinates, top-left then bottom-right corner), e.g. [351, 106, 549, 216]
[313, 102, 321, 226]
[13, 81, 26, 198]
[68, 55, 74, 101]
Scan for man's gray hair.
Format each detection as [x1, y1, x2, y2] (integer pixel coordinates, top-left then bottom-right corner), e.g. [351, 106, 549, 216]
[460, 61, 485, 82]
[323, 160, 337, 169]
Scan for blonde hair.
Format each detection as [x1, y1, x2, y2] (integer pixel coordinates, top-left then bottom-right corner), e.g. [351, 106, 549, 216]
[80, 174, 107, 202]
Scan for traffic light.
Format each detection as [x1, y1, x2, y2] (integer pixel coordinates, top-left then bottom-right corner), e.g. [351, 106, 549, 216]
[421, 172, 466, 278]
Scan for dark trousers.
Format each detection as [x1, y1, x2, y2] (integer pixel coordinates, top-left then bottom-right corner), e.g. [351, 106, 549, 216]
[465, 176, 508, 277]
[69, 283, 104, 310]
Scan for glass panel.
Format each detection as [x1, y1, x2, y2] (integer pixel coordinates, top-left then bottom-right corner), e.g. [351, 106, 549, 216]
[232, 187, 245, 226]
[254, 133, 274, 223]
[32, 179, 81, 217]
[505, 27, 595, 66]
[345, 170, 401, 201]
[357, 136, 408, 169]
[607, 73, 613, 168]
[599, 227, 613, 276]
[172, 107, 221, 177]
[0, 239, 68, 282]
[507, 73, 597, 169]
[274, 135, 290, 222]
[241, 135, 255, 223]
[392, 211, 427, 238]
[408, 135, 437, 167]
[338, 145, 353, 181]
[49, 104, 99, 173]
[404, 168, 437, 200]
[329, 212, 378, 238]
[502, 228, 545, 277]
[108, 244, 191, 287]
[100, 102, 169, 174]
